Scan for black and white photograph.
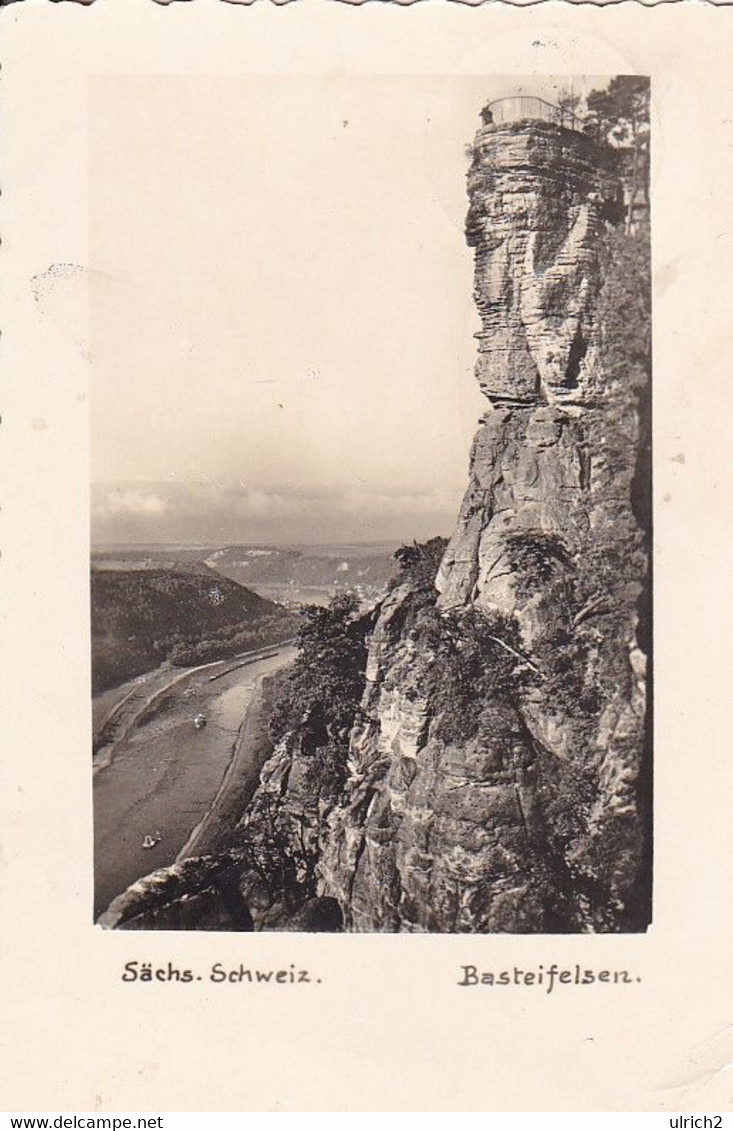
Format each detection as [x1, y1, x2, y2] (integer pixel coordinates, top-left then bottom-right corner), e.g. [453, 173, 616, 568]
[4, 1, 733, 1114]
[90, 74, 652, 934]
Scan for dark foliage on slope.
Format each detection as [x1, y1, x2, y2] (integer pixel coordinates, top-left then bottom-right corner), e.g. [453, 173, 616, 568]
[91, 566, 296, 693]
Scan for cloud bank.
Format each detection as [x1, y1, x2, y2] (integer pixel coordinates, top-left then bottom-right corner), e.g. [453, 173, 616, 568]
[91, 480, 463, 546]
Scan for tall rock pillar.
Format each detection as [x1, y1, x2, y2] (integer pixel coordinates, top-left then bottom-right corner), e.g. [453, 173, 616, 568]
[322, 117, 650, 933]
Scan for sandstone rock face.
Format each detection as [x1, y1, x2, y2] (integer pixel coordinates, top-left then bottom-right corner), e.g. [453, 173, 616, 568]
[320, 586, 544, 932]
[320, 121, 650, 932]
[97, 855, 256, 931]
[465, 122, 614, 407]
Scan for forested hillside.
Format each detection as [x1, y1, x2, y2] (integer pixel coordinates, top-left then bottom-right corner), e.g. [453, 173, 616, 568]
[91, 567, 297, 692]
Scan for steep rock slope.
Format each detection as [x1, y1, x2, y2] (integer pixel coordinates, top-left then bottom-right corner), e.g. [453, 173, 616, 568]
[320, 121, 650, 933]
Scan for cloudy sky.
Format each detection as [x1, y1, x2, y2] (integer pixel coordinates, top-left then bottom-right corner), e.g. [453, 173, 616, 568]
[90, 74, 602, 545]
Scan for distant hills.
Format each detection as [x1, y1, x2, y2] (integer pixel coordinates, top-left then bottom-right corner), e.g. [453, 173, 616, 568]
[92, 541, 403, 608]
[90, 565, 296, 693]
[207, 543, 400, 606]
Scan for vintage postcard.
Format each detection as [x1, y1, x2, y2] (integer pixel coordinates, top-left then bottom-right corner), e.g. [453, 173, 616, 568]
[1, 1, 731, 1113]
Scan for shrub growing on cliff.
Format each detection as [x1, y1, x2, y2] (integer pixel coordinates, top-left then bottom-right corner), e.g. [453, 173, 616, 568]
[532, 749, 645, 933]
[234, 791, 319, 909]
[231, 594, 371, 908]
[393, 536, 448, 595]
[269, 593, 371, 797]
[503, 532, 575, 602]
[389, 537, 536, 743]
[413, 605, 535, 743]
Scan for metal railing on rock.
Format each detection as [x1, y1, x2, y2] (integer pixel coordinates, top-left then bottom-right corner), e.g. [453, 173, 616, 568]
[482, 96, 584, 133]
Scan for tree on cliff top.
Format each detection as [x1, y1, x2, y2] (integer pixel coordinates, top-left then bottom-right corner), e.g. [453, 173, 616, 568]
[393, 536, 448, 593]
[585, 76, 650, 232]
[270, 593, 369, 748]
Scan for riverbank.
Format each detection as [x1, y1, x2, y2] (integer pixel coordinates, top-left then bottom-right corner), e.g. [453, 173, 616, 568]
[93, 646, 295, 918]
[176, 667, 287, 860]
[92, 640, 294, 769]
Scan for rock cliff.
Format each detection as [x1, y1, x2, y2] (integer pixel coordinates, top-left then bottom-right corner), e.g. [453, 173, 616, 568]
[319, 121, 650, 932]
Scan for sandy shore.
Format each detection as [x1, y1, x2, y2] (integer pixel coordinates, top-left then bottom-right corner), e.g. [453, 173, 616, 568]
[93, 646, 294, 918]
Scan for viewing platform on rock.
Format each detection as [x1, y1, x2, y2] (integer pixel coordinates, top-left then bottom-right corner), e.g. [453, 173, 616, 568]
[481, 96, 585, 134]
